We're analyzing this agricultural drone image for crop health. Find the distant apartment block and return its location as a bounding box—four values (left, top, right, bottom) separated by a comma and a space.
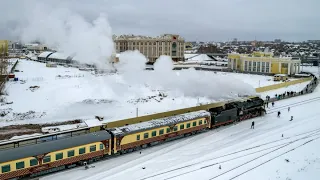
228, 52, 301, 75
113, 34, 185, 62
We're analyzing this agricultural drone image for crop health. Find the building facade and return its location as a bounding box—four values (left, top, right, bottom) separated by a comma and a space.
228, 52, 301, 75
113, 34, 185, 62
0, 40, 8, 56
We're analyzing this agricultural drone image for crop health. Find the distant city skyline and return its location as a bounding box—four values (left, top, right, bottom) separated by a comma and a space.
0, 0, 319, 42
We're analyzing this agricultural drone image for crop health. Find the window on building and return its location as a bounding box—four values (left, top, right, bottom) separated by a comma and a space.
244, 61, 248, 71
167, 128, 170, 133
266, 62, 270, 72
30, 159, 38, 166
173, 126, 178, 131
1, 165, 10, 173
43, 156, 51, 163
79, 147, 86, 155
186, 123, 191, 128
144, 133, 149, 139
16, 161, 25, 170
248, 61, 252, 71
152, 131, 157, 137
68, 150, 75, 157
257, 62, 261, 72
204, 119, 207, 124
137, 134, 140, 140
199, 120, 203, 125
253, 62, 257, 71
90, 145, 96, 152
133, 42, 135, 45
180, 124, 185, 130
159, 129, 164, 135
56, 153, 63, 160
261, 62, 265, 72
100, 144, 104, 150
193, 121, 197, 127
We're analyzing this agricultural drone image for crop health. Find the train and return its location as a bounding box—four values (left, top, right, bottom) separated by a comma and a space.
0, 96, 265, 180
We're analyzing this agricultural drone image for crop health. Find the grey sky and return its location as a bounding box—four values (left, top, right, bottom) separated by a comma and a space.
1, 0, 320, 42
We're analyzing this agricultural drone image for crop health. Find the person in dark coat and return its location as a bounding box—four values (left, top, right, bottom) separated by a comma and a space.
251, 121, 255, 129
277, 111, 281, 117
272, 102, 275, 107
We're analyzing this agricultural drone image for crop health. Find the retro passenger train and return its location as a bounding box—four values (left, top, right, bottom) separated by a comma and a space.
0, 96, 265, 180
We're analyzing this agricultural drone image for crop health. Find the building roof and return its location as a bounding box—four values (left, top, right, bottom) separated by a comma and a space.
184, 54, 214, 62
48, 52, 70, 60
109, 110, 210, 136
38, 51, 54, 58
0, 131, 111, 163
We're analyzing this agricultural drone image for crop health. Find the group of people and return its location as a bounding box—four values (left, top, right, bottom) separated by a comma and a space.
252, 74, 318, 130
251, 106, 293, 129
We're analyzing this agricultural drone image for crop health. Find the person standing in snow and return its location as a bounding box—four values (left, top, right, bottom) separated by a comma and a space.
277, 111, 281, 117
251, 121, 255, 129
290, 116, 293, 121
288, 107, 290, 112
272, 102, 275, 107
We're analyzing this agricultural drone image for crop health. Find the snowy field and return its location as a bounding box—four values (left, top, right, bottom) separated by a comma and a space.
43, 86, 320, 180
0, 58, 310, 128
0, 58, 257, 127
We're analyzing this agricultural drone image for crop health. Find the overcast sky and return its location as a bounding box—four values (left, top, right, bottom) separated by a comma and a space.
1, 0, 320, 42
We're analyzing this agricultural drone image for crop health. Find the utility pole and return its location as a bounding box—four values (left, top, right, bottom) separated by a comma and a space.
136, 107, 138, 117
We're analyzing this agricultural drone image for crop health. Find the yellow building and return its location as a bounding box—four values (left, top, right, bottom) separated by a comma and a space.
228, 52, 301, 75
0, 40, 9, 56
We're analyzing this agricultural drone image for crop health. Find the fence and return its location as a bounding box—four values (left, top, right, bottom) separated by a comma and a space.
265, 75, 318, 103
255, 77, 312, 93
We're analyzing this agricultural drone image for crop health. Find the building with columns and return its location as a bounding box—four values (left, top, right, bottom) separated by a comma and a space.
228, 52, 301, 75
113, 34, 185, 62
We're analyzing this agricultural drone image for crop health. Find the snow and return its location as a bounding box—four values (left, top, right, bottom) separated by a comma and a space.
43, 85, 320, 180
38, 51, 54, 58
41, 123, 87, 132
184, 53, 214, 62
258, 81, 310, 99
301, 66, 320, 77
111, 110, 210, 136
0, 58, 260, 127
9, 133, 43, 140
48, 52, 70, 60
84, 119, 103, 128
0, 58, 311, 128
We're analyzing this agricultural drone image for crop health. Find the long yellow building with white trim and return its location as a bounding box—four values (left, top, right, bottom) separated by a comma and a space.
228, 52, 301, 75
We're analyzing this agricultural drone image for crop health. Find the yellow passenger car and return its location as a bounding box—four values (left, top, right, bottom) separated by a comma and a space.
109, 110, 211, 154
0, 131, 112, 180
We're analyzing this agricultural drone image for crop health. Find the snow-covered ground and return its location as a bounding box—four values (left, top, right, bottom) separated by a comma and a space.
258, 81, 310, 100
0, 59, 310, 128
301, 65, 320, 77
43, 85, 320, 180
0, 59, 257, 127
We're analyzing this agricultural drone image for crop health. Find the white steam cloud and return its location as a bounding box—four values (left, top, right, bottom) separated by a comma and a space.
15, 2, 114, 69
116, 51, 256, 99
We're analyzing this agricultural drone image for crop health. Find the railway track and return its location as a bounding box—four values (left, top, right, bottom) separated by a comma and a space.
266, 96, 320, 114
139, 128, 320, 180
